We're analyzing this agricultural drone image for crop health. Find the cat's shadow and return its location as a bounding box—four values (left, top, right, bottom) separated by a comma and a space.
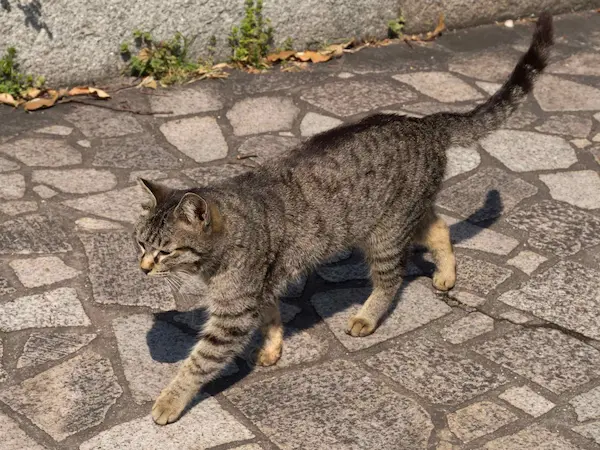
146, 189, 503, 413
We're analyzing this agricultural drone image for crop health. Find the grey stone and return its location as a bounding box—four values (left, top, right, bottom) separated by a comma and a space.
440, 312, 494, 344
17, 331, 97, 368
183, 164, 250, 186
312, 281, 451, 351
447, 401, 516, 442
64, 106, 142, 138
80, 232, 175, 309
0, 173, 25, 199
442, 214, 519, 255
230, 445, 264, 450
75, 217, 124, 231
9, 256, 80, 288
550, 52, 600, 77
499, 260, 600, 340
93, 134, 182, 169
0, 214, 72, 254
540, 170, 600, 210
507, 251, 547, 275
0, 277, 16, 296
226, 359, 433, 450
0, 412, 46, 450
33, 185, 58, 199
437, 167, 538, 222
0, 287, 90, 332
571, 138, 591, 149
504, 108, 539, 130
455, 255, 512, 296
449, 50, 518, 82
573, 422, 600, 445
505, 200, 600, 256
498, 386, 555, 417
474, 328, 600, 394
35, 125, 73, 136
366, 338, 507, 405
483, 424, 579, 449
301, 80, 417, 117
0, 339, 6, 383
113, 314, 196, 403
535, 114, 592, 138
0, 138, 81, 166
316, 260, 370, 283
0, 201, 38, 216
128, 170, 169, 182
476, 81, 501, 95
160, 116, 228, 162
591, 146, 600, 166
0, 156, 19, 172
0, 351, 122, 441
64, 186, 144, 223
32, 169, 117, 194
227, 97, 299, 136
77, 139, 91, 148
444, 145, 481, 181
480, 130, 576, 172
499, 309, 532, 324
150, 87, 223, 116
569, 386, 600, 422
534, 75, 600, 111
338, 72, 354, 79
393, 72, 483, 103
300, 112, 343, 137
80, 395, 253, 450
237, 135, 300, 162
453, 290, 486, 307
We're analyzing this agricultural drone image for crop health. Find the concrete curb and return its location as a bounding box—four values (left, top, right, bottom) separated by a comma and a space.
1, 0, 599, 85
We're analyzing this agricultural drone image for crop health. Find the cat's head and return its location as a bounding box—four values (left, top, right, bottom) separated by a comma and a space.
134, 178, 223, 277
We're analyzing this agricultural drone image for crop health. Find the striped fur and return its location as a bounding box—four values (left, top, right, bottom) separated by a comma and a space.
135, 13, 553, 425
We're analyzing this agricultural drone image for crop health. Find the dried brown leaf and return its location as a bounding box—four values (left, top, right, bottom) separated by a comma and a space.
68, 86, 91, 96
89, 87, 111, 99
138, 76, 157, 89
295, 51, 332, 63
23, 96, 57, 111
22, 88, 42, 100
0, 93, 19, 107
281, 61, 308, 72
266, 50, 295, 62
137, 47, 152, 63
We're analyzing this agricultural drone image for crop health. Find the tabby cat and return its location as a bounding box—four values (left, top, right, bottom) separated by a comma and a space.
135, 13, 553, 425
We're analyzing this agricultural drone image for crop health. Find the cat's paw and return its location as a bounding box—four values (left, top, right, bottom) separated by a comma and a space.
256, 346, 282, 366
432, 269, 456, 291
152, 388, 187, 425
346, 315, 376, 337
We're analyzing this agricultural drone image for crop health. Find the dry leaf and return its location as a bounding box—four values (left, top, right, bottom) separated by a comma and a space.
68, 86, 91, 96
295, 51, 332, 63
322, 39, 354, 57
137, 48, 152, 63
281, 61, 308, 72
89, 87, 110, 99
0, 93, 19, 107
266, 50, 295, 62
138, 76, 157, 89
23, 88, 42, 100
23, 97, 57, 111
212, 62, 233, 69
425, 13, 445, 40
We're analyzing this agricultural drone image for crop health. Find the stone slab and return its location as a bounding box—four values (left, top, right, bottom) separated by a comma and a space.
443, 214, 519, 255
569, 386, 600, 422
0, 138, 81, 167
455, 254, 513, 296
474, 328, 600, 394
0, 173, 25, 199
440, 312, 494, 344
0, 201, 39, 216
0, 351, 122, 441
311, 282, 451, 351
75, 217, 124, 231
64, 186, 144, 223
540, 170, 600, 210
573, 421, 600, 445
393, 72, 483, 103
483, 424, 579, 449
0, 412, 46, 450
9, 256, 80, 288
237, 135, 300, 162
32, 169, 117, 194
498, 385, 555, 417
505, 200, 600, 256
64, 106, 142, 138
80, 395, 253, 450
227, 97, 299, 136
226, 359, 433, 450
366, 338, 507, 405
448, 50, 517, 82
535, 114, 592, 138
35, 125, 73, 136
17, 331, 97, 368
444, 145, 481, 181
0, 287, 91, 332
0, 156, 19, 172
506, 251, 547, 275
300, 112, 343, 137
160, 116, 228, 162
500, 260, 600, 340
550, 52, 600, 77
80, 232, 175, 309
534, 75, 600, 112
150, 87, 223, 116
93, 134, 182, 169
447, 401, 516, 442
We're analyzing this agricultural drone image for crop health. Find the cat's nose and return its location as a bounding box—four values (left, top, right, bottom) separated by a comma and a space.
141, 267, 151, 275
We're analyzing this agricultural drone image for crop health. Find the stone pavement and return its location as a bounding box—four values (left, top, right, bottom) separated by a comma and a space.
1, 11, 600, 450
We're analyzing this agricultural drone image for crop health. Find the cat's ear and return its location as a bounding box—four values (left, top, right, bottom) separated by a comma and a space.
174, 193, 211, 227
137, 178, 171, 209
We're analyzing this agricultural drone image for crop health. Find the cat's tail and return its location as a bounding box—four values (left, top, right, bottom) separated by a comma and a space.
448, 12, 553, 146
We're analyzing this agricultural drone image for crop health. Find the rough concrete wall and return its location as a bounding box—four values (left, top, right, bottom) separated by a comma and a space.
0, 0, 598, 85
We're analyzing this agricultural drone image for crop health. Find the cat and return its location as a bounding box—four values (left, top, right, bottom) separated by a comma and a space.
134, 12, 553, 425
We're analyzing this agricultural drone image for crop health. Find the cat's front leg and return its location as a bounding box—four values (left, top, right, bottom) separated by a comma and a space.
152, 285, 261, 425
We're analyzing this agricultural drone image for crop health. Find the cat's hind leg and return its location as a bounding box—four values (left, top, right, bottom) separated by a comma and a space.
255, 302, 283, 366
414, 210, 456, 291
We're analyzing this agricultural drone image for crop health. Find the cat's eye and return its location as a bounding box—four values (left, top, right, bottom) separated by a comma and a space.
157, 250, 170, 256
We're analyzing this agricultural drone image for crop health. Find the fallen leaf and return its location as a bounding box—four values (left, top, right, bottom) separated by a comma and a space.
0, 93, 19, 107
266, 50, 295, 62
22, 88, 42, 100
68, 86, 91, 96
322, 39, 354, 57
138, 76, 157, 89
89, 87, 110, 99
281, 61, 308, 72
212, 62, 233, 69
296, 51, 332, 63
137, 47, 153, 63
425, 13, 445, 40
23, 97, 57, 111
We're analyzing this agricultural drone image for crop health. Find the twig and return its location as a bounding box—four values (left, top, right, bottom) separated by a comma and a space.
236, 154, 258, 160
57, 97, 171, 115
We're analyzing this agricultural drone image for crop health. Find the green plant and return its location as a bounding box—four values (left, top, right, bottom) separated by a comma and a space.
281, 37, 294, 51
229, 0, 274, 68
0, 47, 44, 97
120, 30, 198, 85
388, 13, 406, 39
